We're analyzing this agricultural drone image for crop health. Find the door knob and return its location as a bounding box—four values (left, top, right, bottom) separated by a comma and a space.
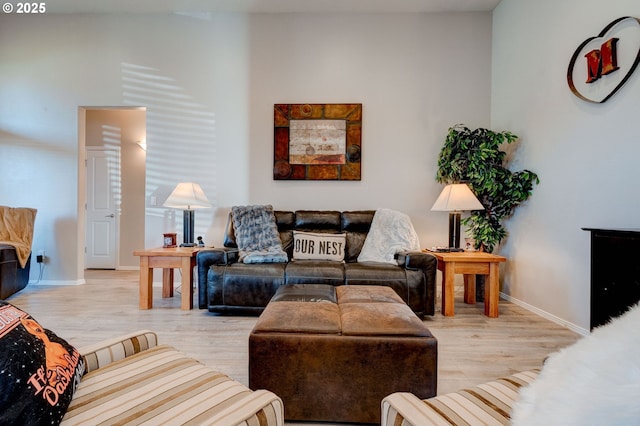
105, 214, 115, 218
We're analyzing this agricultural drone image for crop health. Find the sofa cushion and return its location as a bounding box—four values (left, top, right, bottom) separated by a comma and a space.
218, 263, 287, 306
294, 210, 341, 231
344, 262, 408, 285
62, 345, 283, 425
275, 210, 296, 257
0, 302, 84, 425
341, 210, 374, 262
285, 260, 345, 285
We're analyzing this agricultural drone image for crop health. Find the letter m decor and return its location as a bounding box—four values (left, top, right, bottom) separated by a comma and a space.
567, 16, 640, 103
584, 38, 619, 83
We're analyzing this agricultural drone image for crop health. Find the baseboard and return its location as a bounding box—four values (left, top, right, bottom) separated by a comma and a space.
117, 265, 139, 271
29, 278, 172, 288
501, 292, 589, 336
30, 279, 86, 286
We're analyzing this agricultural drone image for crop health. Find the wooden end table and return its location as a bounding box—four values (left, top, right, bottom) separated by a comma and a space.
133, 247, 202, 310
426, 250, 506, 318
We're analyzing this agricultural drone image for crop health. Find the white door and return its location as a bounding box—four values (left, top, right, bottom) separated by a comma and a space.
85, 148, 118, 269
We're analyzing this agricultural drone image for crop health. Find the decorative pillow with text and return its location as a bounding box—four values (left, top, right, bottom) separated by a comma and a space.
0, 301, 85, 425
293, 231, 346, 261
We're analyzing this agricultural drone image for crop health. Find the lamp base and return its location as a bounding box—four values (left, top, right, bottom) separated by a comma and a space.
448, 211, 462, 249
183, 209, 195, 246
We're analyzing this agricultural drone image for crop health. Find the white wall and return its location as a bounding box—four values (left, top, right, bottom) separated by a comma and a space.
246, 12, 492, 240
492, 0, 640, 332
0, 12, 492, 284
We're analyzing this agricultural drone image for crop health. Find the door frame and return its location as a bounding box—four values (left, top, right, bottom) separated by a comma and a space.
85, 146, 120, 269
78, 106, 146, 278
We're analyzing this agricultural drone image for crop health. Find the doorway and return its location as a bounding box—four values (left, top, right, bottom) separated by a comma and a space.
78, 107, 146, 271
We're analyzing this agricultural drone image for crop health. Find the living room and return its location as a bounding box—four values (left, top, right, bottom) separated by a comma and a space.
5, 0, 639, 333
3, 0, 638, 334
1, 0, 639, 422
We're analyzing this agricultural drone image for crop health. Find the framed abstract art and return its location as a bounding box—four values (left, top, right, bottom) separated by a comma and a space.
273, 103, 362, 180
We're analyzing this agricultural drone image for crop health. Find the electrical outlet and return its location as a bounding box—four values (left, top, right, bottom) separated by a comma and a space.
37, 250, 45, 264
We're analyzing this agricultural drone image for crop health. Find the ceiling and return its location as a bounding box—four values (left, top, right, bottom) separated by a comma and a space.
45, 0, 502, 14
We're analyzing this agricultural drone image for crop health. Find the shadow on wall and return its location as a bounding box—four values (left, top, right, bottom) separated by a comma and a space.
54, 217, 81, 282
121, 62, 217, 243
100, 125, 123, 212
0, 131, 75, 154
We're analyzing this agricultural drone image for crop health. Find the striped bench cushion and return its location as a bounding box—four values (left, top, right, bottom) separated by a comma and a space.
382, 370, 539, 426
62, 344, 283, 426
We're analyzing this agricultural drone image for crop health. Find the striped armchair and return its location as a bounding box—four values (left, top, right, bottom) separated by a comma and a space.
61, 330, 284, 425
381, 370, 539, 426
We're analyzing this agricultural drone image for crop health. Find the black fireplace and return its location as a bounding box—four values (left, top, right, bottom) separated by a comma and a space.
583, 228, 640, 330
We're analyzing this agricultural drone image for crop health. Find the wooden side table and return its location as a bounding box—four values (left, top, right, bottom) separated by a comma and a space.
426, 250, 506, 318
133, 247, 202, 310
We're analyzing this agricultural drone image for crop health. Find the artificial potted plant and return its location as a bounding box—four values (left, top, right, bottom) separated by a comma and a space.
436, 124, 539, 253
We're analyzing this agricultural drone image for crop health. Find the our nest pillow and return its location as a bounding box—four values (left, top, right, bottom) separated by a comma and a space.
0, 301, 85, 424
293, 231, 346, 261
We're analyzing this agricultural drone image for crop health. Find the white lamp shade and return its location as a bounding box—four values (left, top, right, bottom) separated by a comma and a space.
431, 183, 484, 212
163, 182, 211, 209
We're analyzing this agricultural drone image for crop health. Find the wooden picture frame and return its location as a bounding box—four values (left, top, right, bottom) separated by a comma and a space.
163, 233, 177, 248
273, 103, 362, 180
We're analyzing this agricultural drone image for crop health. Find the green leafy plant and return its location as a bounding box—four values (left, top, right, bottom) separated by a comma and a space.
436, 125, 539, 253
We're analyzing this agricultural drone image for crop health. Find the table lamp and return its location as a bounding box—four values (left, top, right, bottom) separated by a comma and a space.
431, 183, 484, 250
163, 182, 211, 247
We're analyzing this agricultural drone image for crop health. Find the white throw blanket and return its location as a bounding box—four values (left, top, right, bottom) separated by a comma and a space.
357, 208, 421, 264
511, 302, 640, 426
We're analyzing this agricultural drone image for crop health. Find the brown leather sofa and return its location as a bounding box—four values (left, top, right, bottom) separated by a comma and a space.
197, 210, 437, 316
0, 245, 31, 300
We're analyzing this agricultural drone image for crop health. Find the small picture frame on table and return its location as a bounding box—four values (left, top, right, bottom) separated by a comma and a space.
163, 233, 177, 248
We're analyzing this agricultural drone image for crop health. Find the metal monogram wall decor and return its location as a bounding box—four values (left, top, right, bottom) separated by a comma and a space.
273, 104, 362, 180
568, 16, 640, 103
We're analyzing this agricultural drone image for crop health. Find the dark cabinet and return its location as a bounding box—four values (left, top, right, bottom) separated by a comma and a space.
583, 228, 640, 329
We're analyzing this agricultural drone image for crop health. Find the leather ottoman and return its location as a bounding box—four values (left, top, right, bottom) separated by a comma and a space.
248, 284, 437, 423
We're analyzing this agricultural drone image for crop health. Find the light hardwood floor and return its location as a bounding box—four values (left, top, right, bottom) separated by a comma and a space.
10, 270, 580, 425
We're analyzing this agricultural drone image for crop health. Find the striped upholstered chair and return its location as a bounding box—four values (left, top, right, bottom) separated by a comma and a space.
61, 330, 283, 425
381, 370, 539, 426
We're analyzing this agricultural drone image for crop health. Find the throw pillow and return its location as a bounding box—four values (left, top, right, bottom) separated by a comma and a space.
0, 301, 85, 425
231, 205, 288, 263
293, 231, 346, 261
511, 303, 640, 425
357, 208, 420, 264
